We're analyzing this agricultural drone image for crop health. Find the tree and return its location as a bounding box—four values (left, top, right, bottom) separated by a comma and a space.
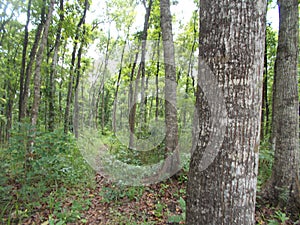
19, 0, 46, 121
48, 0, 64, 131
64, 0, 89, 133
186, 1, 266, 224
160, 0, 179, 175
31, 0, 55, 127
262, 0, 300, 216
128, 0, 153, 148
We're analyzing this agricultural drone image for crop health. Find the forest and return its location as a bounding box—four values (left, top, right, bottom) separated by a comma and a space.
0, 0, 299, 224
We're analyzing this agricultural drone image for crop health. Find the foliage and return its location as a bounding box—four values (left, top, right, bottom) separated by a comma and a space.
168, 197, 186, 223
257, 137, 274, 191
0, 124, 95, 224
100, 185, 144, 203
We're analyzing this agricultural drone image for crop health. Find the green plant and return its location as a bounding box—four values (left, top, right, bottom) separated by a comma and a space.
154, 201, 166, 218
168, 197, 186, 223
267, 210, 289, 225
159, 183, 169, 195
0, 125, 95, 224
257, 138, 274, 190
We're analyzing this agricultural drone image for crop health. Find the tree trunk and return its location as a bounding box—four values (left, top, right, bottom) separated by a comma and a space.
261, 34, 268, 140
74, 42, 84, 139
20, 1, 46, 120
19, 0, 31, 121
48, 0, 64, 131
155, 33, 161, 121
160, 0, 179, 175
128, 49, 140, 149
31, 0, 55, 127
263, 0, 300, 216
64, 0, 88, 133
186, 1, 266, 224
139, 0, 153, 131
112, 35, 128, 132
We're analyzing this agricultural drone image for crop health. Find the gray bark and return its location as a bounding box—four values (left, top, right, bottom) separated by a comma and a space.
186, 1, 266, 224
160, 0, 179, 175
263, 0, 300, 216
31, 0, 55, 127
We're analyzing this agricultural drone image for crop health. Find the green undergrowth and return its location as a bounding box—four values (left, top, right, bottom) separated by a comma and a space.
0, 124, 95, 224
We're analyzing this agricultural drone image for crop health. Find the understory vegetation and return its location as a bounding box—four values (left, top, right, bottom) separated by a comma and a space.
1, 128, 299, 224
0, 0, 299, 223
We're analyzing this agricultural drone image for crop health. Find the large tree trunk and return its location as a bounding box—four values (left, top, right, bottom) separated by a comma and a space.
186, 1, 266, 224
160, 0, 179, 175
263, 0, 300, 216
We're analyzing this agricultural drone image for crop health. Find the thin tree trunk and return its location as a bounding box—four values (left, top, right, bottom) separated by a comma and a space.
31, 0, 55, 127
112, 35, 128, 132
129, 62, 142, 149
155, 33, 161, 121
19, 0, 31, 121
160, 0, 179, 175
139, 0, 153, 131
74, 42, 84, 139
64, 0, 88, 133
128, 49, 140, 148
59, 40, 67, 125
20, 1, 46, 120
48, 0, 64, 131
186, 0, 266, 224
73, 2, 88, 138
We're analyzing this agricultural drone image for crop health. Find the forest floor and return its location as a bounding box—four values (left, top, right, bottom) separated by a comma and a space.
19, 172, 299, 225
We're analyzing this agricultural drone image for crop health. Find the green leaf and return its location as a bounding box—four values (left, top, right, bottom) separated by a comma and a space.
0, 98, 6, 104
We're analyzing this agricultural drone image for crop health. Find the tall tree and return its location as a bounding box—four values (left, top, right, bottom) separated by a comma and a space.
160, 0, 179, 175
31, 0, 55, 127
18, 0, 31, 122
19, 0, 46, 121
263, 0, 300, 216
64, 0, 89, 133
186, 0, 266, 224
139, 0, 153, 129
48, 0, 64, 131
128, 0, 153, 148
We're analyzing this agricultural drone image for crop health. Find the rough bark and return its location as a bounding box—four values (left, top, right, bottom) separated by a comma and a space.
160, 0, 179, 175
262, 0, 300, 216
186, 1, 266, 224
